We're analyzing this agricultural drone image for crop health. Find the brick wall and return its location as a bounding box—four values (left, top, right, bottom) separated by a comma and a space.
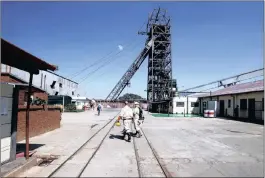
18, 90, 25, 105
1, 75, 9, 82
1, 74, 25, 83
17, 106, 61, 142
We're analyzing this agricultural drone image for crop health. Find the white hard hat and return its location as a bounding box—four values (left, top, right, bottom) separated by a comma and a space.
125, 101, 128, 104
134, 102, 139, 105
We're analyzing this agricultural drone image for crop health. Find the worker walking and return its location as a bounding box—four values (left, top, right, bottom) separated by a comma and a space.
118, 101, 133, 142
133, 102, 143, 138
97, 103, 102, 116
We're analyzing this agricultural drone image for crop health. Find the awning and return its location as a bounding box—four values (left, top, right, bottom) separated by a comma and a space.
1, 38, 57, 74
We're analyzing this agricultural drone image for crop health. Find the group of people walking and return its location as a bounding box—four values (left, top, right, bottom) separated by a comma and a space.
117, 101, 144, 142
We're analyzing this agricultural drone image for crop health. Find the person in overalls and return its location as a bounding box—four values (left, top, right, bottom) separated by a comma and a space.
118, 101, 133, 142
133, 102, 143, 138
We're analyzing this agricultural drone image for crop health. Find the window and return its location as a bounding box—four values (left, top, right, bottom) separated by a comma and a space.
228, 99, 231, 108
203, 102, 207, 108
50, 81, 56, 89
72, 91, 74, 96
191, 102, 199, 107
44, 75, 46, 90
176, 102, 184, 107
240, 99, 247, 110
59, 83, 62, 88
169, 102, 172, 106
40, 74, 43, 88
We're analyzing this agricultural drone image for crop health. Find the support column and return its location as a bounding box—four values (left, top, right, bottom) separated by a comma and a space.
25, 73, 33, 160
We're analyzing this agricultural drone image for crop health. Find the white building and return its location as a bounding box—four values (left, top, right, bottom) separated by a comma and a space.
71, 96, 90, 110
197, 80, 264, 121
169, 96, 200, 115
168, 80, 264, 123
1, 64, 78, 97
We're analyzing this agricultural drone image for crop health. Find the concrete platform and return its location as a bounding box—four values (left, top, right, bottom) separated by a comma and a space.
80, 123, 139, 177
141, 114, 264, 177
17, 109, 264, 177
17, 109, 120, 177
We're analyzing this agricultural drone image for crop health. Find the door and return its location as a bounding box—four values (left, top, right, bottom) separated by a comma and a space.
219, 100, 225, 117
1, 84, 14, 164
202, 101, 207, 115
248, 98, 255, 120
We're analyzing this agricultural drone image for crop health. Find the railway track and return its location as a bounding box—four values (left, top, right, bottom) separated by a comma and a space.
132, 128, 173, 178
47, 114, 119, 177
36, 114, 171, 178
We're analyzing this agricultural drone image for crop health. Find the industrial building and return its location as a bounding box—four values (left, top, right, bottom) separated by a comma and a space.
169, 80, 264, 123
1, 64, 78, 97
197, 80, 264, 121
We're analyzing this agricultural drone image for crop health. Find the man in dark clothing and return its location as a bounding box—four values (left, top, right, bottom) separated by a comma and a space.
234, 105, 239, 118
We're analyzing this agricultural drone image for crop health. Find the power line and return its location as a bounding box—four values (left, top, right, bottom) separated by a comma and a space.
68, 50, 115, 79
78, 39, 143, 85
82, 40, 143, 86
199, 76, 264, 93
67, 21, 147, 80
78, 42, 140, 85
69, 38, 141, 80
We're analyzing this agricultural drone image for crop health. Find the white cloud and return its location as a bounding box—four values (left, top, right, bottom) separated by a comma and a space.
118, 45, 123, 51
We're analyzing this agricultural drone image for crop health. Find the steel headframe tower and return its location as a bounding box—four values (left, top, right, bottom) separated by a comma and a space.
139, 8, 176, 102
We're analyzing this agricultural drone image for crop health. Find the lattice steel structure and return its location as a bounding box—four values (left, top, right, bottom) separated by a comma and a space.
139, 8, 176, 102
106, 8, 176, 107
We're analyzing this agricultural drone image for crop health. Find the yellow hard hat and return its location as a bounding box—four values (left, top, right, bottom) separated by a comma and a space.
115, 121, 121, 126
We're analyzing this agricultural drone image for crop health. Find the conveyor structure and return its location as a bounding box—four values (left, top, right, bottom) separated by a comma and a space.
105, 39, 154, 101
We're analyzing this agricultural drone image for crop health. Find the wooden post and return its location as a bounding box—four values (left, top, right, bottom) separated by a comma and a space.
25, 73, 33, 160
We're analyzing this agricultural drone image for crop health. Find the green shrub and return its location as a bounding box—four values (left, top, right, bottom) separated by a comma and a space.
33, 97, 46, 106
65, 104, 77, 111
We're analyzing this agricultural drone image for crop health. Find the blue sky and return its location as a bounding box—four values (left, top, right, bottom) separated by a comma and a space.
1, 1, 264, 99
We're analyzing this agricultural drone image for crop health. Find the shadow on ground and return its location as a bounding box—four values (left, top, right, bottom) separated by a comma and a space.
16, 143, 45, 154
220, 117, 264, 125
109, 134, 124, 140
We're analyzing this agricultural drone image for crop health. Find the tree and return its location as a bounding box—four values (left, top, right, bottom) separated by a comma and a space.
118, 93, 143, 101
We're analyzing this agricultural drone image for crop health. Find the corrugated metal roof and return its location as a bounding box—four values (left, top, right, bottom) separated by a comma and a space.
2, 39, 57, 74
197, 80, 264, 98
